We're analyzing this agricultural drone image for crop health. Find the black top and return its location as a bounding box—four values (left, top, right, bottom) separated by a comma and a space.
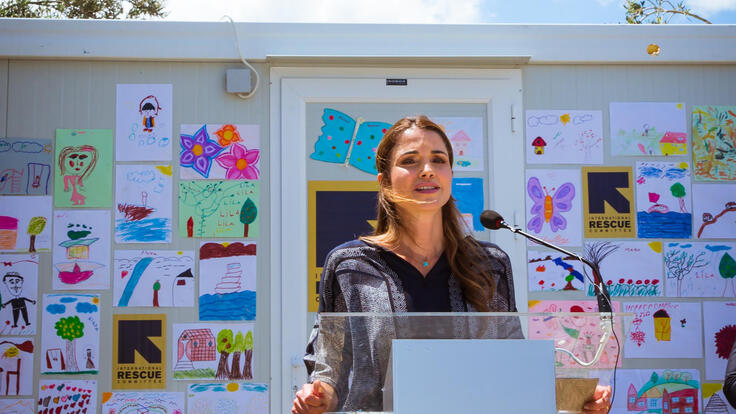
378, 248, 451, 312
726, 340, 736, 409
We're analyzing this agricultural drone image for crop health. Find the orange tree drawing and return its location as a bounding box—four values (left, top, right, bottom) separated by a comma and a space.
239, 198, 257, 237
54, 315, 84, 372
215, 328, 233, 380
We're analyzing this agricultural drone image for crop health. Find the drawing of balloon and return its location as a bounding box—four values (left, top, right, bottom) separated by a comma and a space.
653, 309, 671, 341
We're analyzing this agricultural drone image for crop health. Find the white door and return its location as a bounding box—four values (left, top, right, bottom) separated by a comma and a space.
269, 67, 526, 412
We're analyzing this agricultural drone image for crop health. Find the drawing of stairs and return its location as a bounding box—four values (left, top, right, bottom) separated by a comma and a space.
214, 262, 242, 294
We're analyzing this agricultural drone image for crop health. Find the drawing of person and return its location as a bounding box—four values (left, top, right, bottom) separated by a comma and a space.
58, 145, 98, 206
139, 95, 161, 133
1, 272, 35, 328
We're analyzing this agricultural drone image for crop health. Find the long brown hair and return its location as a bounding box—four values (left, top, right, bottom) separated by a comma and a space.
361, 115, 495, 311
58, 145, 98, 185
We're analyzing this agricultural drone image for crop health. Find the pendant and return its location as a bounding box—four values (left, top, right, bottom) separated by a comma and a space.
422, 260, 429, 267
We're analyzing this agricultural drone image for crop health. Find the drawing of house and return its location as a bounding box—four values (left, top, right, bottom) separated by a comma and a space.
662, 388, 698, 414
59, 237, 98, 259
659, 132, 687, 155
450, 130, 471, 156
627, 377, 699, 414
176, 329, 216, 365
532, 136, 547, 154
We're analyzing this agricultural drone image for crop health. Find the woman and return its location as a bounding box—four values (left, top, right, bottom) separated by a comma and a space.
293, 115, 611, 414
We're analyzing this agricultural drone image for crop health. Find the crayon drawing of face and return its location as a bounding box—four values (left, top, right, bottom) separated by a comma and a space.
59, 145, 98, 181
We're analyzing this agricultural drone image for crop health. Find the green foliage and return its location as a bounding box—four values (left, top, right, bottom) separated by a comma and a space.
54, 315, 84, 341
670, 182, 686, 198
244, 330, 253, 350
233, 331, 245, 353
719, 253, 736, 279
650, 371, 659, 384
239, 198, 257, 225
0, 0, 167, 19
624, 0, 711, 24
26, 216, 47, 235
217, 329, 233, 353
153, 280, 161, 291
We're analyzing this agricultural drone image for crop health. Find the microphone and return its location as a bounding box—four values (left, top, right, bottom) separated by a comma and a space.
481, 209, 616, 368
480, 210, 612, 313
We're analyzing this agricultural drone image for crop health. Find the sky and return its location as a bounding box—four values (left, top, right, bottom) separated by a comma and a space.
162, 0, 736, 24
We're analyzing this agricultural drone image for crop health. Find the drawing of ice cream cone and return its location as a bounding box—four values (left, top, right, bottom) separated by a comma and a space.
653, 309, 671, 341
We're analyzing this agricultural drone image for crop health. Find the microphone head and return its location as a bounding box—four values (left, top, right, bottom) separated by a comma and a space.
480, 210, 506, 230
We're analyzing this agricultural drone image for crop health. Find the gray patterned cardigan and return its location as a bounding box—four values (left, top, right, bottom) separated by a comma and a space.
304, 239, 523, 411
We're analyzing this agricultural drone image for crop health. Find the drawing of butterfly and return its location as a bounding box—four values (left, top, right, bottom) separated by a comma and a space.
310, 108, 392, 175
527, 177, 575, 233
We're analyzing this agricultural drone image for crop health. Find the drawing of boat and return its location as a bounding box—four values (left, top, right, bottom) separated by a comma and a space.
117, 192, 154, 221
214, 262, 242, 294
647, 192, 669, 214
55, 261, 104, 284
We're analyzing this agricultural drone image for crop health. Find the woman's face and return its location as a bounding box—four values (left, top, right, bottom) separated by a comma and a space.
380, 126, 453, 215
66, 150, 92, 175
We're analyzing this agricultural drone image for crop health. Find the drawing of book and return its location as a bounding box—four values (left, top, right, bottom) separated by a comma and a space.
310, 108, 391, 175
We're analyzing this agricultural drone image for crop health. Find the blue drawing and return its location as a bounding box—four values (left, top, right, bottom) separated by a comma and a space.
118, 257, 153, 306
452, 177, 484, 231
310, 108, 391, 175
636, 162, 692, 239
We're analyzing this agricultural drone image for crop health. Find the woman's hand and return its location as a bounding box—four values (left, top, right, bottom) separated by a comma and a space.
292, 380, 337, 414
582, 385, 612, 414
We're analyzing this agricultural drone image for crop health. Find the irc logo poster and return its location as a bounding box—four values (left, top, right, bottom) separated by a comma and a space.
307, 181, 378, 312
113, 314, 166, 389
582, 166, 636, 238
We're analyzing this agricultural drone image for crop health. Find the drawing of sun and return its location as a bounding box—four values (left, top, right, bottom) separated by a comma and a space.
226, 383, 240, 392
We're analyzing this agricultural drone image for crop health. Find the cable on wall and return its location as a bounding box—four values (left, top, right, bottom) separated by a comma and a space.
221, 15, 261, 100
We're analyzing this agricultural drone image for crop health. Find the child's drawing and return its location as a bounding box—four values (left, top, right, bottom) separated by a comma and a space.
0, 255, 38, 335
624, 302, 702, 359
310, 108, 392, 175
585, 241, 664, 297
116, 84, 173, 161
0, 338, 34, 396
693, 105, 736, 181
0, 399, 33, 414
703, 383, 736, 414
610, 102, 688, 156
199, 242, 256, 320
528, 300, 622, 368
115, 164, 172, 243
187, 383, 268, 414
452, 177, 484, 232
102, 391, 185, 414
526, 110, 603, 164
0, 138, 52, 195
664, 242, 736, 297
635, 161, 692, 239
527, 250, 586, 292
55, 129, 113, 208
52, 210, 110, 290
609, 369, 700, 414
114, 250, 195, 307
41, 294, 100, 375
693, 184, 736, 239
172, 323, 254, 380
525, 169, 582, 247
0, 196, 51, 253
38, 380, 96, 414
435, 117, 484, 171
703, 301, 736, 380
180, 124, 260, 179
179, 181, 259, 238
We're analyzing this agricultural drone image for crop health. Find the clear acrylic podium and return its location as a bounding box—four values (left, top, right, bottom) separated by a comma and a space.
310, 312, 629, 414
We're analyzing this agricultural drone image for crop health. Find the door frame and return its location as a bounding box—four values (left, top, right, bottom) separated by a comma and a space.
269, 66, 526, 412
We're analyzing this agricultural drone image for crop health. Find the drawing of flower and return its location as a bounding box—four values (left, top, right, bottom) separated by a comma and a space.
215, 124, 242, 147
215, 143, 260, 180
180, 126, 224, 178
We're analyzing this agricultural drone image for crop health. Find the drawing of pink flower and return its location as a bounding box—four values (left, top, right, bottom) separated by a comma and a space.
215, 143, 260, 180
180, 126, 224, 178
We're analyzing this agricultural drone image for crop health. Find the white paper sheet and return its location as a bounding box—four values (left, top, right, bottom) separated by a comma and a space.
0, 337, 34, 395
665, 242, 736, 297
635, 161, 692, 239
172, 323, 255, 380
586, 240, 664, 297
198, 241, 256, 320
116, 84, 173, 161
38, 379, 97, 414
102, 391, 185, 413
610, 102, 688, 156
526, 110, 603, 164
0, 195, 52, 253
703, 301, 736, 380
114, 250, 195, 307
624, 301, 703, 358
41, 294, 100, 375
187, 383, 268, 414
525, 169, 582, 247
52, 210, 110, 290
693, 184, 736, 239
434, 117, 484, 171
527, 249, 587, 292
180, 124, 260, 179
115, 164, 172, 243
608, 369, 700, 414
0, 254, 38, 335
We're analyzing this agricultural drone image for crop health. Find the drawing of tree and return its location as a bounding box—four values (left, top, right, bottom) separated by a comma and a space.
179, 181, 236, 237
664, 248, 707, 296
54, 315, 84, 372
239, 198, 257, 237
719, 252, 736, 297
243, 330, 253, 380
152, 279, 161, 307
26, 216, 46, 252
229, 331, 244, 380
669, 183, 687, 213
215, 329, 233, 380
